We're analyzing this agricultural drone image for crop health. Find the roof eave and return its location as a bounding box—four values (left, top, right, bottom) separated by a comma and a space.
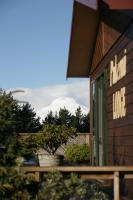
67, 0, 99, 78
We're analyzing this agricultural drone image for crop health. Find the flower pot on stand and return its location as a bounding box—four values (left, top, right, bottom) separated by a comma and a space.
32, 124, 76, 166
38, 154, 63, 166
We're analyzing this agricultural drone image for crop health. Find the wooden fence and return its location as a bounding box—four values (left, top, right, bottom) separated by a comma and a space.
21, 166, 133, 200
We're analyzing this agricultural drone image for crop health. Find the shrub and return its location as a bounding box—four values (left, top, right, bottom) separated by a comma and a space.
0, 167, 37, 200
37, 171, 87, 200
37, 171, 109, 200
65, 144, 90, 163
0, 169, 109, 199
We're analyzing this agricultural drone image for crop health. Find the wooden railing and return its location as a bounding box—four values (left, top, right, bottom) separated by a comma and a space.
21, 166, 133, 200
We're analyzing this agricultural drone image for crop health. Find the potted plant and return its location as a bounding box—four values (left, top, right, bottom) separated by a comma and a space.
64, 144, 90, 165
32, 124, 76, 166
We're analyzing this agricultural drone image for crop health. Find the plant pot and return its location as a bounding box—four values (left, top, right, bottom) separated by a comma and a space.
23, 156, 39, 166
38, 154, 63, 167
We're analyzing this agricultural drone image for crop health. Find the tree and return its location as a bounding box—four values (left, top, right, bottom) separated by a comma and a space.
14, 103, 41, 133
71, 106, 84, 132
0, 89, 17, 145
43, 108, 72, 127
33, 124, 76, 155
43, 107, 90, 133
71, 107, 90, 133
57, 107, 72, 127
82, 113, 90, 133
43, 111, 57, 125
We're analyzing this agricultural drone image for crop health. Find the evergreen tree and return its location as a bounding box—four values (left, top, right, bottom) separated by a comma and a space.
14, 103, 41, 133
0, 89, 17, 145
71, 107, 90, 133
57, 107, 72, 127
43, 107, 90, 133
71, 106, 83, 132
82, 113, 90, 133
43, 111, 57, 125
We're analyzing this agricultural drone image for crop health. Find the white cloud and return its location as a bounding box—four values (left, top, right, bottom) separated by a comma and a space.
10, 80, 90, 119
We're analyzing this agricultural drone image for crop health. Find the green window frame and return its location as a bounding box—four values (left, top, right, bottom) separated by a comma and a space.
91, 71, 108, 166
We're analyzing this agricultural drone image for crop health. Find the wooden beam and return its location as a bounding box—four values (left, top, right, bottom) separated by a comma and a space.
124, 174, 133, 179
80, 174, 114, 180
21, 166, 133, 173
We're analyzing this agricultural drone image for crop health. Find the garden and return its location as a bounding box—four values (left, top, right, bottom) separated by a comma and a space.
0, 89, 110, 199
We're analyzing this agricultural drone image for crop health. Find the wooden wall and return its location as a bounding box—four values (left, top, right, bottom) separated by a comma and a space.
91, 3, 133, 73
91, 20, 133, 166
91, 21, 121, 71
90, 19, 133, 199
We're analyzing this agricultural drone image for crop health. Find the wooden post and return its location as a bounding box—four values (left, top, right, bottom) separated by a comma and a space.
35, 172, 40, 182
114, 171, 120, 200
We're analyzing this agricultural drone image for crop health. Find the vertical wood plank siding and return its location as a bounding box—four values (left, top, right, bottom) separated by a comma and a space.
91, 30, 133, 166
91, 21, 133, 166
91, 22, 121, 71
90, 20, 133, 198
91, 23, 104, 70
91, 5, 133, 73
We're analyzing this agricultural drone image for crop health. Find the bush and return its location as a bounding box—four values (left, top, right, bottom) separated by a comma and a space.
37, 171, 109, 200
0, 167, 37, 200
0, 169, 109, 199
65, 144, 90, 163
37, 171, 87, 200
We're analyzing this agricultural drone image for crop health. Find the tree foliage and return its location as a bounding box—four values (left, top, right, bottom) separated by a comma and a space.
0, 90, 41, 168
14, 103, 41, 133
0, 90, 42, 146
57, 108, 72, 126
0, 167, 36, 200
37, 171, 109, 200
0, 89, 17, 145
43, 107, 90, 133
32, 124, 76, 155
38, 171, 87, 200
44, 111, 58, 125
0, 169, 109, 200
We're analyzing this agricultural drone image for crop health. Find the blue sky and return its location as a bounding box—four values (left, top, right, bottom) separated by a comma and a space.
0, 0, 89, 115
0, 0, 79, 89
